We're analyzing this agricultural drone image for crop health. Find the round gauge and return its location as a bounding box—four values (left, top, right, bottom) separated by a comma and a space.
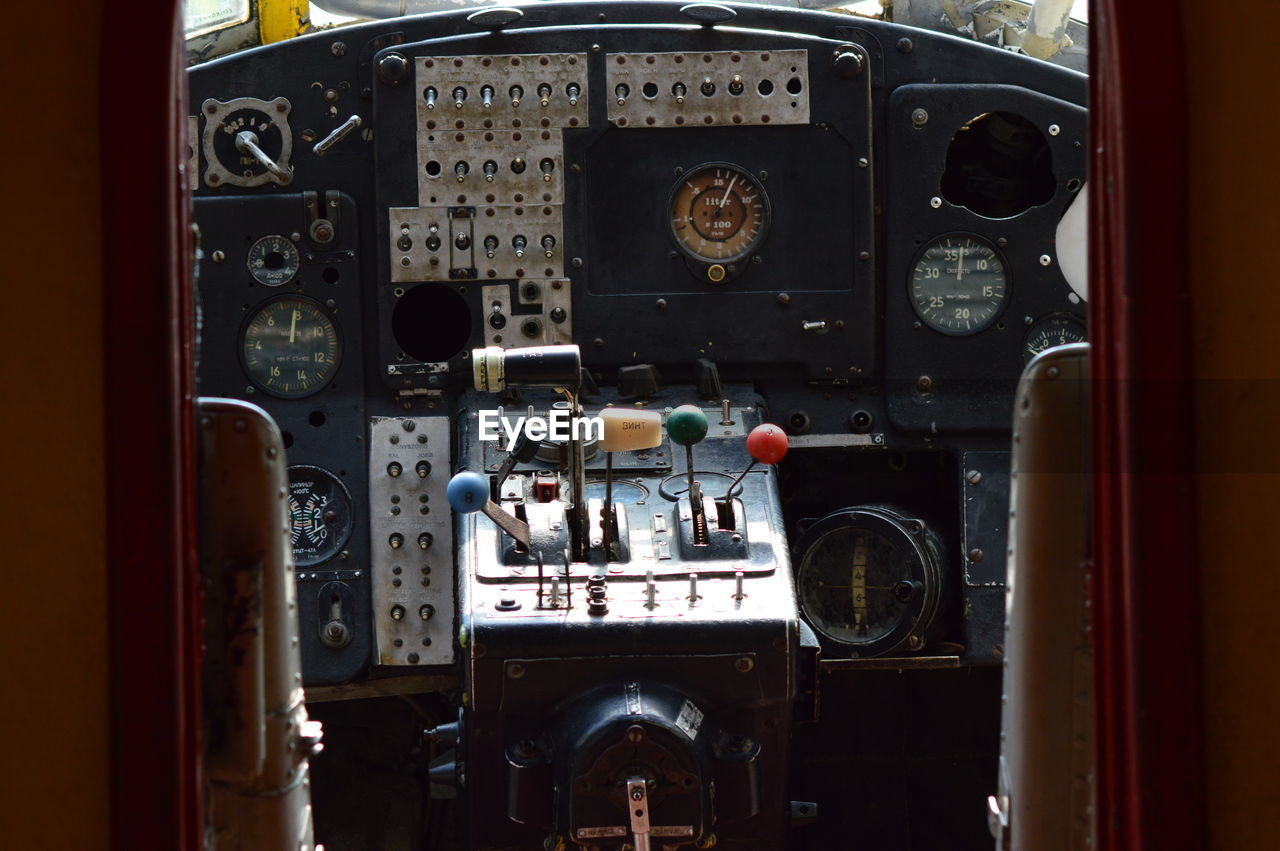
287, 466, 354, 566
668, 163, 771, 265
910, 234, 1008, 335
247, 235, 300, 287
1023, 313, 1086, 363
240, 296, 341, 398
795, 507, 943, 658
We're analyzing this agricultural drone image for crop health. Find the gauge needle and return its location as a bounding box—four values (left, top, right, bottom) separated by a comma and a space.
289, 308, 297, 344
956, 244, 965, 281
712, 175, 739, 223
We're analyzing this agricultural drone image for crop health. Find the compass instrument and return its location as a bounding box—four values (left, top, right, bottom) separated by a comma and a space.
910, 234, 1008, 335
239, 295, 340, 398
796, 506, 944, 658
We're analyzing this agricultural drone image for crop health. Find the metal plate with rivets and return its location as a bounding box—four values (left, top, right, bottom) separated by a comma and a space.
389, 205, 564, 282
606, 50, 811, 128
369, 416, 455, 666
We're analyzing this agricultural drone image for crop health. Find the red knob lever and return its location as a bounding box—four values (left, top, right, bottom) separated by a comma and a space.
746, 424, 789, 465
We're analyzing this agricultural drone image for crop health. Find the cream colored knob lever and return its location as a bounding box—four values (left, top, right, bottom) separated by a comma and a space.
598, 408, 663, 452
598, 408, 662, 561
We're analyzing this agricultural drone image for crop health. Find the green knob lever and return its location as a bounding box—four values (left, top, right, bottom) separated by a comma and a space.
666, 405, 708, 446
667, 405, 709, 511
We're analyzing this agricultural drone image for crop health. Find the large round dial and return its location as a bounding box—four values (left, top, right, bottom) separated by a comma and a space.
1023, 313, 1086, 363
247, 234, 300, 287
287, 466, 354, 566
910, 234, 1008, 335
668, 163, 770, 265
796, 507, 943, 658
240, 296, 341, 398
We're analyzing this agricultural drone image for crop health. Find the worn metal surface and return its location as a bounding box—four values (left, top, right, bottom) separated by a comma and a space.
415, 53, 590, 133
201, 97, 294, 188
389, 203, 565, 281
368, 416, 456, 665
606, 50, 812, 128
414, 129, 566, 207
198, 397, 318, 851
995, 344, 1091, 850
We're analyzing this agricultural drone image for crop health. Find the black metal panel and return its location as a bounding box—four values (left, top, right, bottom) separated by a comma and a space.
884, 84, 1087, 433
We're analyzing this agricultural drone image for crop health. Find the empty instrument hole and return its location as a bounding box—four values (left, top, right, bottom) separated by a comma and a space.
321, 267, 339, 284
642, 81, 658, 99
309, 411, 326, 427
281, 430, 294, 449
392, 283, 472, 362
786, 77, 803, 95
941, 111, 1055, 218
758, 79, 774, 96
425, 160, 442, 177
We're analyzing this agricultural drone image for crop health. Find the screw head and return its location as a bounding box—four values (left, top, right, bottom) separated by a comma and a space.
911, 107, 929, 127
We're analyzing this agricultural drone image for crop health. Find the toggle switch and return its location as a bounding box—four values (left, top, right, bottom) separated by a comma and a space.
447, 471, 531, 548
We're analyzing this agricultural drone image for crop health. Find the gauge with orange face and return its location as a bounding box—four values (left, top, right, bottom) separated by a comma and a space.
668, 163, 770, 266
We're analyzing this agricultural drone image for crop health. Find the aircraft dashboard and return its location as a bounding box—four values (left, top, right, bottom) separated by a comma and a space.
189, 3, 1085, 846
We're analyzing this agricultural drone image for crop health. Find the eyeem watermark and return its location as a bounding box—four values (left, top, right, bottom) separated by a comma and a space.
478, 409, 604, 451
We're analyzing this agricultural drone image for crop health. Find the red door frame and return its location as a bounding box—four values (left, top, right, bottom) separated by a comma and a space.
1090, 2, 1206, 848
101, 2, 201, 848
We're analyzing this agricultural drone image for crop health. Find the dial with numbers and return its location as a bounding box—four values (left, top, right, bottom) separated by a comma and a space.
247, 234, 300, 287
287, 466, 354, 566
910, 235, 1008, 335
1023, 313, 1086, 363
668, 163, 771, 265
240, 296, 341, 398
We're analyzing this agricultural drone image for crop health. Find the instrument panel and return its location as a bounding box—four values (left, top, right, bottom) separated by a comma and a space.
189, 4, 1085, 846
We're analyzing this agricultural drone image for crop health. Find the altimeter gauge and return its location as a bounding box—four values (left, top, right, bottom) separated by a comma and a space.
239, 296, 341, 398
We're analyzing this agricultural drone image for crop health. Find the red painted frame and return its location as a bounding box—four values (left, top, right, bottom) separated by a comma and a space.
1090, 2, 1205, 848
101, 2, 201, 848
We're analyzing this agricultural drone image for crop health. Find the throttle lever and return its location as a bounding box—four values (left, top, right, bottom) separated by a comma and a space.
447, 471, 531, 549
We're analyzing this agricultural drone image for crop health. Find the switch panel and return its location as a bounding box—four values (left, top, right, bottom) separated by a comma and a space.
606, 50, 811, 128
369, 416, 454, 666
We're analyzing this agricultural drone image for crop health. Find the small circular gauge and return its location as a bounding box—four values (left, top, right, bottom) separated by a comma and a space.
287, 466, 354, 566
795, 507, 943, 658
1023, 313, 1086, 363
240, 296, 341, 399
910, 234, 1009, 335
668, 163, 771, 265
247, 235, 300, 287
